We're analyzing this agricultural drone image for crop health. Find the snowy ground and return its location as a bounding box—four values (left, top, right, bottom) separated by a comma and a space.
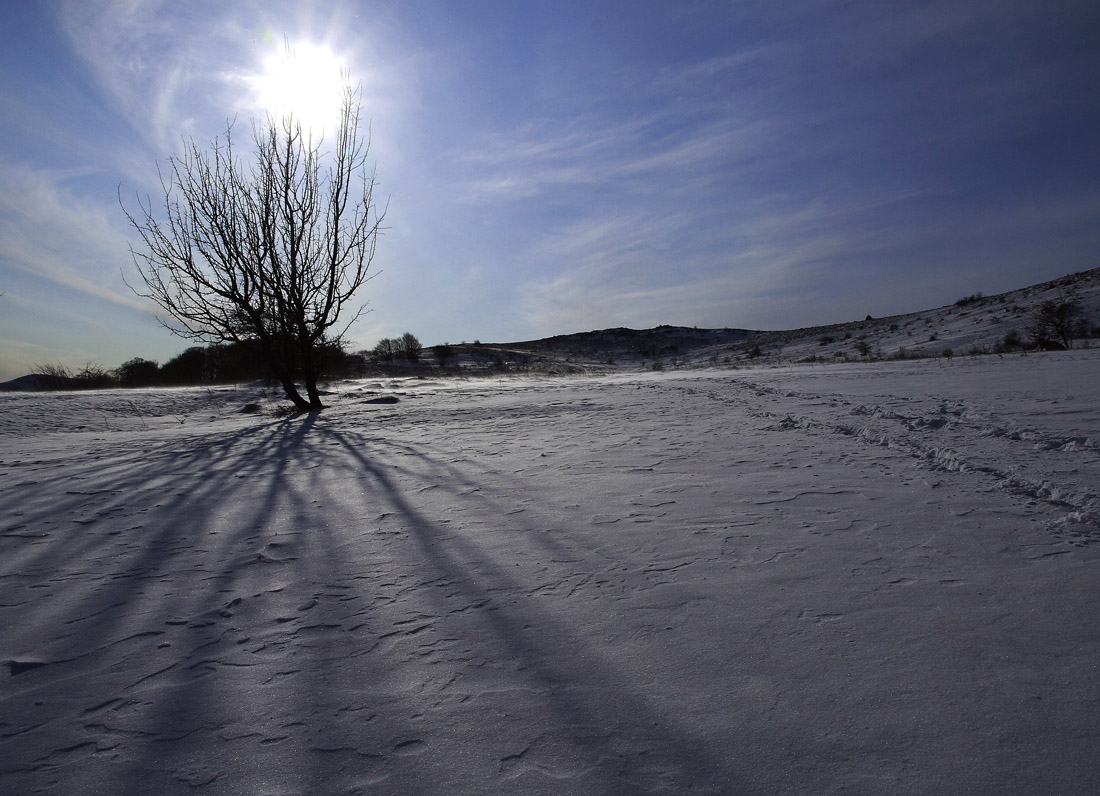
2, 351, 1099, 795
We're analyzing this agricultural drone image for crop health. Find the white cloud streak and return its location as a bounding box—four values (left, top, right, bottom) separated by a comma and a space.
2, 0, 1094, 363
437, 1, 1099, 337
0, 161, 149, 313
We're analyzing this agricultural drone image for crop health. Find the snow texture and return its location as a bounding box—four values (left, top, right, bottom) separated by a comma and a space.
2, 352, 1099, 794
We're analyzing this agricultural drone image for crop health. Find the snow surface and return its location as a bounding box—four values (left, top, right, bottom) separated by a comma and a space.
2, 352, 1099, 795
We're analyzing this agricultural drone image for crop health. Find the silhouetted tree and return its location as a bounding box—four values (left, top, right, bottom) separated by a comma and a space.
372, 333, 422, 364
399, 332, 422, 362
373, 338, 397, 362
1028, 292, 1086, 350
160, 346, 210, 385
115, 357, 160, 387
123, 85, 385, 411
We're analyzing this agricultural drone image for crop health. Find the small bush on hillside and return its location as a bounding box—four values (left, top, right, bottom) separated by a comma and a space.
996, 329, 1023, 353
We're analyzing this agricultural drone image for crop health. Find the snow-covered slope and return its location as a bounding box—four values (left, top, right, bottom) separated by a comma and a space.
736, 266, 1100, 365
475, 266, 1099, 371
2, 351, 1098, 794
3, 268, 1096, 386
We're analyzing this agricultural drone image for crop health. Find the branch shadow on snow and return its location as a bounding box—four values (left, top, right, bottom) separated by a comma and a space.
0, 412, 747, 794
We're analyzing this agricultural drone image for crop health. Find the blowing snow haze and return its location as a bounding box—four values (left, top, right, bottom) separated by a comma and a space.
1, 1, 1099, 379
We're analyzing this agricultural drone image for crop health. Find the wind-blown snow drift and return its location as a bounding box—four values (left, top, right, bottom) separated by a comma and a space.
2, 351, 1098, 794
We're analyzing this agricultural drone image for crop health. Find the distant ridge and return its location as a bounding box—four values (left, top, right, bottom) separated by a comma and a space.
484, 266, 1100, 370
3, 267, 1098, 388
0, 374, 79, 392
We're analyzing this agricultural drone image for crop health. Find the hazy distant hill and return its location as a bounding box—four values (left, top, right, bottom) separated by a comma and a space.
0, 373, 80, 392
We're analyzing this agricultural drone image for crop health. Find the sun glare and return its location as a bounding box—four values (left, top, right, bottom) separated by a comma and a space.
249, 40, 347, 135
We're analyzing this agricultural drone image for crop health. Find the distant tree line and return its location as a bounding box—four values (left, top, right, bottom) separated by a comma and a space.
31, 333, 428, 392
34, 339, 363, 391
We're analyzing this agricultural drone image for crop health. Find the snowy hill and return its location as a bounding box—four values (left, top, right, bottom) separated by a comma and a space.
456, 266, 1100, 372
732, 265, 1100, 366
0, 373, 80, 392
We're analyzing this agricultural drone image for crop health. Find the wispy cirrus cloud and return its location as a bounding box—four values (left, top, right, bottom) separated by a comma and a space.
452, 57, 779, 206
440, 0, 1099, 339
1, 0, 1095, 373
513, 173, 1100, 336
0, 161, 148, 313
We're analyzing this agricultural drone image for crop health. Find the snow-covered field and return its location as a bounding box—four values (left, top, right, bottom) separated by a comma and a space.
2, 351, 1099, 795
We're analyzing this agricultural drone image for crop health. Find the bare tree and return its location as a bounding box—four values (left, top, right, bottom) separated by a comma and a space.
372, 337, 397, 362
32, 362, 73, 390
1028, 290, 1086, 351
372, 332, 422, 364
399, 332, 423, 362
123, 85, 385, 410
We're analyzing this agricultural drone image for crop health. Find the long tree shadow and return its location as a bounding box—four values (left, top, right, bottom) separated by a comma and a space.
310, 422, 747, 793
1, 409, 749, 794
1, 415, 351, 791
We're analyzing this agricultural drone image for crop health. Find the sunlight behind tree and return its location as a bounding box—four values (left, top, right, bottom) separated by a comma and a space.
123, 84, 385, 411
247, 39, 348, 135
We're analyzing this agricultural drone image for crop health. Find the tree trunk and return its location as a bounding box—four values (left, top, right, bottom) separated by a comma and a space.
304, 379, 324, 410
300, 339, 325, 410
278, 374, 313, 412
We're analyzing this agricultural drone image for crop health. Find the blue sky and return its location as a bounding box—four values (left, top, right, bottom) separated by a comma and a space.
1, 0, 1098, 379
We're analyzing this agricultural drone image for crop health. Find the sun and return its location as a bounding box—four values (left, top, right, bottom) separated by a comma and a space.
248, 40, 348, 135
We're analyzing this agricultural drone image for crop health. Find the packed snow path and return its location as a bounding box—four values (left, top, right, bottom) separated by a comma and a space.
2, 352, 1099, 794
